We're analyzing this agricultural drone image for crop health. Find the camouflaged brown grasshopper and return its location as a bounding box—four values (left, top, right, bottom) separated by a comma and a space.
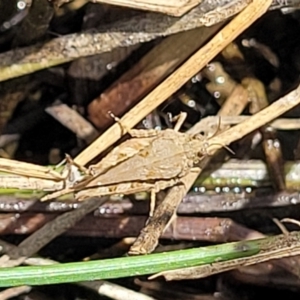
0, 110, 228, 218
38, 112, 211, 216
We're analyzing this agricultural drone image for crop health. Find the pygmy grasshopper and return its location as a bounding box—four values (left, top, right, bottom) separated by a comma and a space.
42, 112, 210, 215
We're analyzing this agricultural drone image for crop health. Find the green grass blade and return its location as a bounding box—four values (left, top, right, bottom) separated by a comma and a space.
0, 238, 263, 287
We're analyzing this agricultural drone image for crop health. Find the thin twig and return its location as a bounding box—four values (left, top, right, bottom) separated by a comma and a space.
45, 101, 99, 144
0, 286, 31, 300
7, 197, 108, 261
0, 214, 258, 242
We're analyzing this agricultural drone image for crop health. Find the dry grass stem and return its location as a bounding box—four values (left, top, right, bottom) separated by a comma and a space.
206, 85, 300, 153
190, 116, 300, 135
151, 231, 300, 281
90, 0, 202, 16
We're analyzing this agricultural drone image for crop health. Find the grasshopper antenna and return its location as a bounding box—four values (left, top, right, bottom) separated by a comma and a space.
205, 143, 235, 155
108, 111, 128, 135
